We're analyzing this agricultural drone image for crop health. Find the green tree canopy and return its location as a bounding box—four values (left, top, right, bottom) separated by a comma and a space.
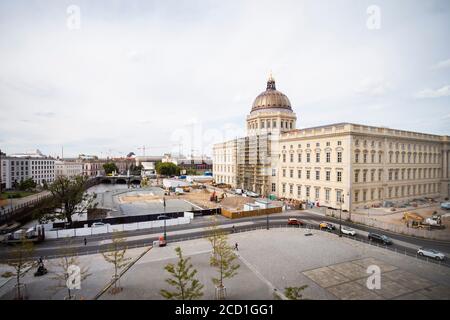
160, 247, 204, 300
103, 162, 119, 175
18, 178, 36, 191
38, 176, 97, 225
155, 162, 180, 176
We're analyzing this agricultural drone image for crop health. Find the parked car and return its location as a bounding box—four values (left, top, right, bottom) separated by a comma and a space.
157, 215, 170, 220
245, 191, 260, 198
91, 222, 107, 227
341, 226, 356, 236
287, 218, 304, 227
319, 222, 335, 231
368, 232, 392, 245
417, 248, 446, 261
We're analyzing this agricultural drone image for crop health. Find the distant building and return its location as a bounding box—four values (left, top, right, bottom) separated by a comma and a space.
1, 150, 55, 189
55, 160, 83, 178
162, 154, 212, 173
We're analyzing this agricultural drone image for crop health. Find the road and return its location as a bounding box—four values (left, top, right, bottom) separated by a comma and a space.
1, 210, 449, 267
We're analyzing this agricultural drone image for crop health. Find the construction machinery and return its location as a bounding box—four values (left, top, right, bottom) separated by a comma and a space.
402, 212, 443, 229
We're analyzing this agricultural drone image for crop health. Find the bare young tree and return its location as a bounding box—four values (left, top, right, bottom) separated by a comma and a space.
101, 231, 131, 294
209, 231, 240, 300
160, 246, 204, 300
49, 240, 90, 300
7, 238, 34, 300
206, 215, 226, 259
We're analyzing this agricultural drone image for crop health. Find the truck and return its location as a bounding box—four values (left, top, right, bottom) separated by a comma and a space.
2, 225, 45, 244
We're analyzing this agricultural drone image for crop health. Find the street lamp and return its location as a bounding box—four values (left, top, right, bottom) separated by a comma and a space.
266, 189, 269, 230
163, 196, 167, 241
339, 195, 344, 237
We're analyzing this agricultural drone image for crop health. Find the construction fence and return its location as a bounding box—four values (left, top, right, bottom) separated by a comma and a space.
221, 206, 282, 219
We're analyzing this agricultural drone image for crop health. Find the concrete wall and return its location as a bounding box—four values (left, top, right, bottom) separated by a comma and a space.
45, 217, 191, 239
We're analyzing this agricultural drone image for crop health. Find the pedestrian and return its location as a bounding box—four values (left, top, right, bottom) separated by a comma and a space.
84, 237, 87, 246
234, 242, 239, 251
232, 225, 235, 233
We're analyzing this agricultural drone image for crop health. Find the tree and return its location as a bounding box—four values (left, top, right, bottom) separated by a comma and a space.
39, 176, 97, 225
101, 231, 131, 294
206, 216, 225, 259
160, 247, 204, 300
208, 217, 240, 300
50, 240, 91, 300
18, 178, 36, 191
129, 164, 143, 176
284, 285, 308, 300
155, 162, 180, 176
103, 162, 118, 175
7, 238, 34, 300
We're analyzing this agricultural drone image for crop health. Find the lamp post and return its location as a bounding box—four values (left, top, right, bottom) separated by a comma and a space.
339, 195, 344, 237
163, 196, 167, 241
266, 189, 269, 230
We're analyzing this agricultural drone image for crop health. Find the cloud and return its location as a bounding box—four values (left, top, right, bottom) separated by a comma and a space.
431, 58, 450, 70
414, 85, 450, 99
355, 78, 393, 96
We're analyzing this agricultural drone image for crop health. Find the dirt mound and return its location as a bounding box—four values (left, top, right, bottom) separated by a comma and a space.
220, 196, 255, 211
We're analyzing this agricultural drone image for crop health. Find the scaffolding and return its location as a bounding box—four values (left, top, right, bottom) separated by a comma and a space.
236, 134, 271, 195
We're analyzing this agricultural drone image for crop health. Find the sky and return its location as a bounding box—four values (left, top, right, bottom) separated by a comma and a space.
0, 0, 449, 158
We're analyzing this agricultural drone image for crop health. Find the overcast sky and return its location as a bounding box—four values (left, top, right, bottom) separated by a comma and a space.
0, 0, 449, 158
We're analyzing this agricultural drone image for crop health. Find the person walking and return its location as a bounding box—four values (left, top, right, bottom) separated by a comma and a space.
84, 237, 87, 246
234, 242, 239, 251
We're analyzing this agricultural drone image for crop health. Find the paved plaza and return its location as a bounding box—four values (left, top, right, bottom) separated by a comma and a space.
1, 228, 450, 300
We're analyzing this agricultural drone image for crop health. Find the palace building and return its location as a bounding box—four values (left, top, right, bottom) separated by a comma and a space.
212, 75, 450, 212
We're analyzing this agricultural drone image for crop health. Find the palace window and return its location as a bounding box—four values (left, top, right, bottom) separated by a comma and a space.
337, 171, 342, 182
326, 171, 331, 181
326, 152, 330, 163
306, 170, 310, 180
306, 153, 310, 163
271, 183, 276, 192
316, 153, 320, 162
337, 152, 342, 163
298, 153, 302, 162
315, 170, 320, 180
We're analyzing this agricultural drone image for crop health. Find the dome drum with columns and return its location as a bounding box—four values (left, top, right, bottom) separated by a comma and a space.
246, 74, 297, 136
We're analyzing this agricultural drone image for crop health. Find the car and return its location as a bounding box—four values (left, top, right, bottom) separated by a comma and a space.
417, 248, 446, 261
341, 226, 356, 236
319, 222, 335, 231
157, 215, 170, 220
91, 222, 106, 227
368, 232, 392, 245
245, 191, 260, 198
287, 218, 304, 227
